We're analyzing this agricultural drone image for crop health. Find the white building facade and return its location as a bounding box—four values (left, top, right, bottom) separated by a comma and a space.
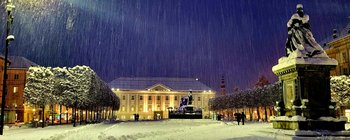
109, 77, 215, 120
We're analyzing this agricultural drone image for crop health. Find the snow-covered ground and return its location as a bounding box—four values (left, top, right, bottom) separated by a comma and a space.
1, 119, 349, 140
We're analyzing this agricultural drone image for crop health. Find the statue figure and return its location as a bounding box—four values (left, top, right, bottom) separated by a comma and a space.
285, 4, 326, 57
179, 90, 193, 107
188, 91, 193, 105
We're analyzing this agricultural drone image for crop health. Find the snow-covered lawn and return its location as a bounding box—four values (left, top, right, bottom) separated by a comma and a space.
1, 119, 349, 140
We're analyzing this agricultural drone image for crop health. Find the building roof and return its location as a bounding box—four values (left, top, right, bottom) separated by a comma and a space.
8, 56, 38, 69
109, 77, 213, 91
322, 23, 350, 49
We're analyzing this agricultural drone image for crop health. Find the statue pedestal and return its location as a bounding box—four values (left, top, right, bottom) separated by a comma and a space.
271, 56, 347, 131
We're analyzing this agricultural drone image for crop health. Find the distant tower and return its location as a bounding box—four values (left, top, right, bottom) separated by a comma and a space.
219, 76, 226, 96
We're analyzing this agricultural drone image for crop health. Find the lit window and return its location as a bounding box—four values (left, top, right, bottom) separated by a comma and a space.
122, 106, 125, 111
13, 87, 18, 93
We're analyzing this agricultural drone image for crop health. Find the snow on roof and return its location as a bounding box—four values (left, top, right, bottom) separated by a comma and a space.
8, 56, 38, 69
109, 77, 212, 91
321, 23, 350, 49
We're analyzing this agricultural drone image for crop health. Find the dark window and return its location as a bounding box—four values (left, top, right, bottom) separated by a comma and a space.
175, 96, 177, 100
131, 96, 135, 100
157, 96, 161, 100
166, 96, 169, 100
14, 74, 19, 80
140, 96, 143, 100
148, 96, 152, 100
123, 96, 125, 100
198, 97, 201, 101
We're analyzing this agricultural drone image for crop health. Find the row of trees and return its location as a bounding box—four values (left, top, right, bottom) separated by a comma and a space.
209, 75, 350, 121
24, 66, 120, 127
209, 82, 281, 121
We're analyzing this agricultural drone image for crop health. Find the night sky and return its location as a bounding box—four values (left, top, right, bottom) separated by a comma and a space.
1, 0, 350, 91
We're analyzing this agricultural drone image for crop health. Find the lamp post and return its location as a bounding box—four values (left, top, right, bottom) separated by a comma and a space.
0, 0, 15, 135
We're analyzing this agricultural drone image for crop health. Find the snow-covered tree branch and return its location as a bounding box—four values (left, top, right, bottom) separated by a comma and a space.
24, 66, 120, 110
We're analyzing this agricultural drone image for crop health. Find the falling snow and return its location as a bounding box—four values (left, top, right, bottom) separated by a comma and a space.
0, 0, 350, 91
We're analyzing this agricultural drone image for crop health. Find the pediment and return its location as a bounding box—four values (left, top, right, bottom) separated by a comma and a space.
147, 84, 172, 91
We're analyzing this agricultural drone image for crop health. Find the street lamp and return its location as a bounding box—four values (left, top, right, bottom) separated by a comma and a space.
0, 0, 15, 135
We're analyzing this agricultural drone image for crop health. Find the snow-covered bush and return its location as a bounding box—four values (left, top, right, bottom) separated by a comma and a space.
331, 75, 350, 106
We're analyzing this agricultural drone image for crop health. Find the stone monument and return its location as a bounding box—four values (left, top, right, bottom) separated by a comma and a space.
271, 4, 347, 132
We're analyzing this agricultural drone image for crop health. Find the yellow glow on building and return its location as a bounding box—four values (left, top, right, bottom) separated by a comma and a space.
111, 78, 215, 120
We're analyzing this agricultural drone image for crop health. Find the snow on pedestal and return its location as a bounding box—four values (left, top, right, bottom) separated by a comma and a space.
272, 51, 338, 72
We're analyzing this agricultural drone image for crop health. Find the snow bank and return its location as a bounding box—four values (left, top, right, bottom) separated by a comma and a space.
271, 116, 347, 122
270, 115, 306, 121
318, 116, 347, 122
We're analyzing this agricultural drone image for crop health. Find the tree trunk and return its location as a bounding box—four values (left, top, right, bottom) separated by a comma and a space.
264, 106, 268, 122
59, 105, 62, 125
249, 108, 253, 121
42, 105, 45, 128
93, 108, 95, 122
90, 108, 93, 122
97, 107, 102, 121
104, 107, 107, 120
256, 106, 260, 121
85, 109, 88, 124
51, 105, 54, 125
269, 106, 273, 117
80, 110, 82, 125
96, 107, 98, 121
73, 107, 76, 127
112, 107, 115, 120
107, 107, 110, 120
66, 107, 68, 124
96, 108, 98, 121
